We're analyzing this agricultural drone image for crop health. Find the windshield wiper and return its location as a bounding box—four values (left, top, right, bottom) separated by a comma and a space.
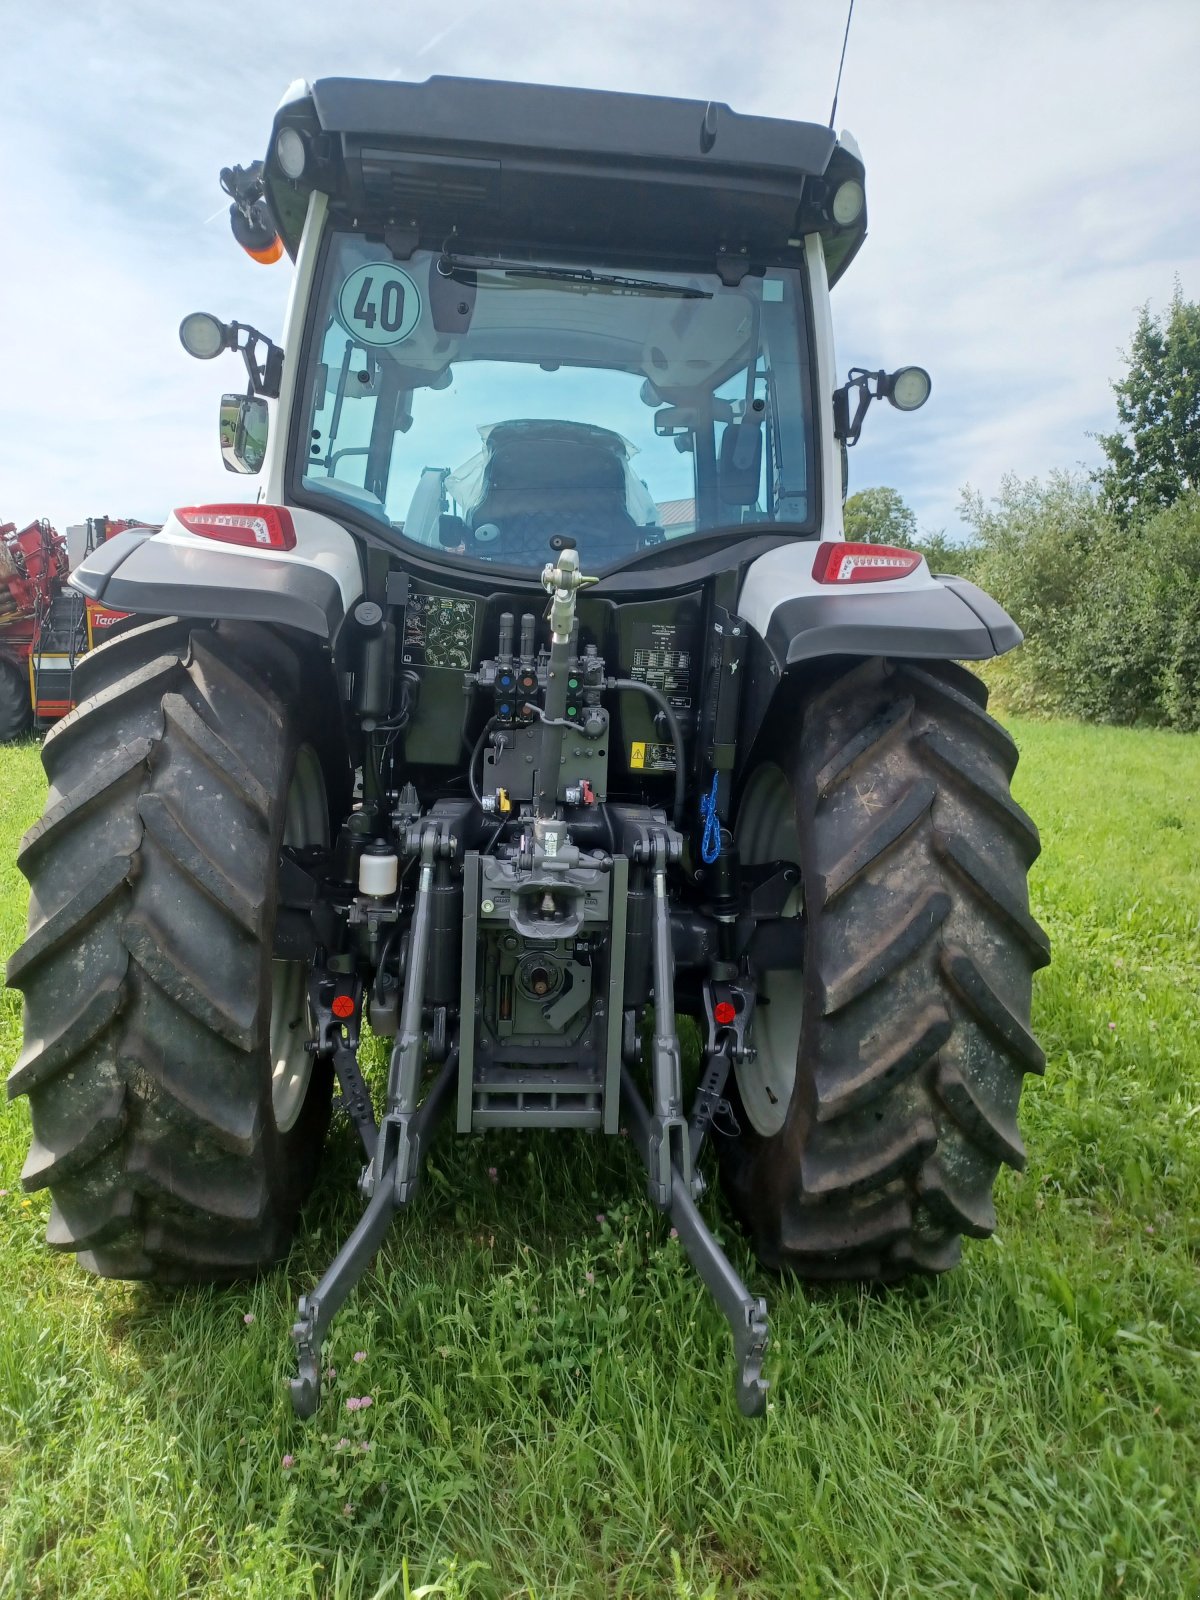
437, 255, 710, 299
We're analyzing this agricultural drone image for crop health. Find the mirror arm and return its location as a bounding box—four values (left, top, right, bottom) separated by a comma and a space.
832, 385, 850, 442
229, 322, 284, 399
833, 368, 886, 448
264, 345, 284, 397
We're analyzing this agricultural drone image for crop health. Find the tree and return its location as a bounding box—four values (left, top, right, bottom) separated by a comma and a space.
914, 527, 971, 576
843, 486, 918, 545
1095, 284, 1200, 525
956, 473, 1200, 730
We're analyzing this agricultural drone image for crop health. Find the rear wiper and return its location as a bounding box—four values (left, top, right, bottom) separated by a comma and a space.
437, 255, 711, 299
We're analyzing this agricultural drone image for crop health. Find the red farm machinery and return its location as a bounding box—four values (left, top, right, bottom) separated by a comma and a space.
0, 516, 150, 739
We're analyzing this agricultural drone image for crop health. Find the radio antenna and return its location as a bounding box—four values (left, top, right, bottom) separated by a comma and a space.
828, 0, 856, 129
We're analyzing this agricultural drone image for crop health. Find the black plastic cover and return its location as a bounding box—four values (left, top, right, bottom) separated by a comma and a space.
765, 581, 1023, 667
309, 76, 836, 174
70, 537, 345, 641
267, 76, 865, 274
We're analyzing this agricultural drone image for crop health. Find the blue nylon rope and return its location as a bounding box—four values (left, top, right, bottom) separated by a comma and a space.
699, 772, 722, 865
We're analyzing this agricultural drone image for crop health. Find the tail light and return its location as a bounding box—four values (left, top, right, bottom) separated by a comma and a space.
174, 505, 296, 551
813, 541, 923, 584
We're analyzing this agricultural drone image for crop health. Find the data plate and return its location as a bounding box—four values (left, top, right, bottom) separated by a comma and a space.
630, 622, 693, 710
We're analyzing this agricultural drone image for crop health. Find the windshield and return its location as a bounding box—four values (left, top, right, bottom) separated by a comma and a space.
293, 235, 816, 573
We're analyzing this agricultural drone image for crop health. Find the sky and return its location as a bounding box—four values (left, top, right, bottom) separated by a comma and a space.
2, 0, 1198, 539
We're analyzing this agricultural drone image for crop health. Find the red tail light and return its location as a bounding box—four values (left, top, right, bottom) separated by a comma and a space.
174, 505, 296, 551
813, 541, 923, 584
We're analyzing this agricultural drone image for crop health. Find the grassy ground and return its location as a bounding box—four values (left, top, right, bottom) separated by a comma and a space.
1, 717, 1198, 1598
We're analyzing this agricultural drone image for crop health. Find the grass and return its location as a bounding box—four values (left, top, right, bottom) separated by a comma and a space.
1, 717, 1199, 1597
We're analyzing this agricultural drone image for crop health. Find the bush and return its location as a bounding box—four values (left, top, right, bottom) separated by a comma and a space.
915, 528, 978, 578
960, 475, 1200, 730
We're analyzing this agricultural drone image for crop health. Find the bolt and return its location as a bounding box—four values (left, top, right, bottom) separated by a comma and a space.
481, 899, 496, 914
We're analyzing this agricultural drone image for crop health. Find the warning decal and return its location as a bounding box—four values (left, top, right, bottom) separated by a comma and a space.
629, 740, 677, 774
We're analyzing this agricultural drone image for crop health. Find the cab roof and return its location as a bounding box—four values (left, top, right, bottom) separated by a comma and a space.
264, 75, 866, 282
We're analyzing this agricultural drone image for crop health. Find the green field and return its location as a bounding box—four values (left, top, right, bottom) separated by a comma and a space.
2, 718, 1198, 1598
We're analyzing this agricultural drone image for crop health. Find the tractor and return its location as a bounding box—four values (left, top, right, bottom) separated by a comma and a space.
7, 75, 1048, 1415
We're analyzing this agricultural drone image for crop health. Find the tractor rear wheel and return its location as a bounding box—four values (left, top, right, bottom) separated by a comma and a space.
6, 617, 333, 1280
0, 653, 33, 742
720, 657, 1049, 1279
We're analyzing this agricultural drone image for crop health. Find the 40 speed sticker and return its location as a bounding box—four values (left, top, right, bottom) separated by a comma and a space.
336, 262, 422, 346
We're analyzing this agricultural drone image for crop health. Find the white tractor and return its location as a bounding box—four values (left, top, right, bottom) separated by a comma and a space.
8, 75, 1048, 1415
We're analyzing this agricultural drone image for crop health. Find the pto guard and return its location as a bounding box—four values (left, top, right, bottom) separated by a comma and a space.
68, 506, 364, 642
737, 541, 1022, 667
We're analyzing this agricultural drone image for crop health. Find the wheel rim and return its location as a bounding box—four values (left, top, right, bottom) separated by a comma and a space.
735, 762, 804, 1137
270, 746, 328, 1132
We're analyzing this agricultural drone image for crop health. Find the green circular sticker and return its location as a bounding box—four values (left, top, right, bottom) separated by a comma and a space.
336, 262, 422, 346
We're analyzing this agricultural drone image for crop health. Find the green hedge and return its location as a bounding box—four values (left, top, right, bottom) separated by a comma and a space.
936, 476, 1200, 730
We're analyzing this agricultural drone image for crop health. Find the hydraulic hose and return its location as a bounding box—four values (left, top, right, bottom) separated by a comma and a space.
468, 717, 496, 809
608, 678, 685, 830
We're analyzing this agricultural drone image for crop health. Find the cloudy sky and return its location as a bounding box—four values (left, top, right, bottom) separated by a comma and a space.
2, 0, 1197, 538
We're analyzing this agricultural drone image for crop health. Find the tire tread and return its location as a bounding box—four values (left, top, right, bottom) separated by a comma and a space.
7, 617, 330, 1281
723, 656, 1047, 1280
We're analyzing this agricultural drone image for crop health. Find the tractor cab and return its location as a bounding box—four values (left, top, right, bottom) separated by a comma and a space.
211, 75, 873, 573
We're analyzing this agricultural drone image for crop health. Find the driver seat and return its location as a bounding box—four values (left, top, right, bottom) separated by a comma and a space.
469, 421, 643, 563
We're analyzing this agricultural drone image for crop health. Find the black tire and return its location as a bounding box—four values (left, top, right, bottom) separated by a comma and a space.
6, 617, 333, 1281
0, 652, 33, 742
720, 657, 1049, 1280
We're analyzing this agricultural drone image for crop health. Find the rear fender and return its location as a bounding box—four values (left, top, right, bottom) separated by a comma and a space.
733, 542, 1021, 764
69, 507, 363, 644
737, 541, 1021, 670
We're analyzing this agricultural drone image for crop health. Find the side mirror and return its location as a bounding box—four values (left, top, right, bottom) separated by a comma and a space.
219, 393, 269, 474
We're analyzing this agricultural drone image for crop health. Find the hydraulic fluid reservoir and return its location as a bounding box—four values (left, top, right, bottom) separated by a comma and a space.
333, 809, 376, 885
358, 840, 399, 897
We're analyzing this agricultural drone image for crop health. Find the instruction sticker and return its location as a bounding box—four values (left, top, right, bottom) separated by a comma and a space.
336, 262, 422, 346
